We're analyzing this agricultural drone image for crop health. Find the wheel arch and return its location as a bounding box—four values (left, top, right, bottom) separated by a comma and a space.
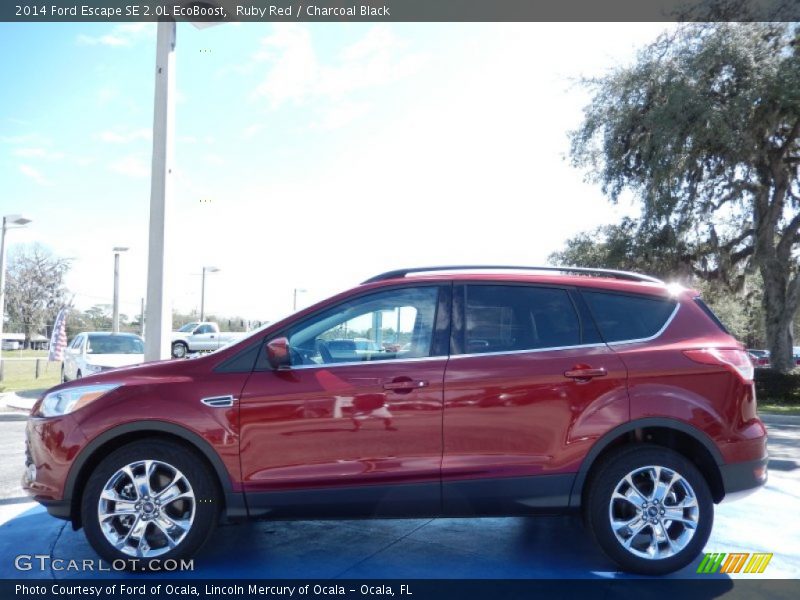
569, 417, 726, 508
65, 420, 245, 529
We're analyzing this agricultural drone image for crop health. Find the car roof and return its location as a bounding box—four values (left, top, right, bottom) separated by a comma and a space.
365, 272, 677, 298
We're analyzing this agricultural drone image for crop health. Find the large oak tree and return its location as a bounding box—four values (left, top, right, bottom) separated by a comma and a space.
570, 23, 800, 371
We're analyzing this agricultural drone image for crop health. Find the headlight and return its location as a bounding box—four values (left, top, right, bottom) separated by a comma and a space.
84, 363, 103, 373
37, 384, 121, 418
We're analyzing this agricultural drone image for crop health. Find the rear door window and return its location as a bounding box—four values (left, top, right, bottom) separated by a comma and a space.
462, 285, 581, 354
582, 291, 676, 343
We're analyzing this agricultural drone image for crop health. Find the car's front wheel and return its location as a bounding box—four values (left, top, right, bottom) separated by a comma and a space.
81, 439, 218, 569
585, 444, 713, 575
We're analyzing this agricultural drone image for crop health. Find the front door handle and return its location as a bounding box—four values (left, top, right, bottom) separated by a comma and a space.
383, 378, 429, 392
564, 366, 607, 381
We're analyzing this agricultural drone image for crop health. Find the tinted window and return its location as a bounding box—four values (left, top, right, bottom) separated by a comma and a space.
278, 286, 440, 366
463, 285, 581, 354
583, 291, 676, 342
86, 335, 144, 354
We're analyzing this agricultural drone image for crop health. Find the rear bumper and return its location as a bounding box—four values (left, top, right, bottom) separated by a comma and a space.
720, 455, 768, 501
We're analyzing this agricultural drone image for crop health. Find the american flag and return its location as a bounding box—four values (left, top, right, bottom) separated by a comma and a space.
48, 308, 68, 362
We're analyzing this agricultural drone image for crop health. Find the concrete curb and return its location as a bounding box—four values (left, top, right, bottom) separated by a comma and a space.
0, 392, 33, 413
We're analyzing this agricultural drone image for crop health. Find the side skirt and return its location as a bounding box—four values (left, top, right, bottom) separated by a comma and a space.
244, 475, 576, 520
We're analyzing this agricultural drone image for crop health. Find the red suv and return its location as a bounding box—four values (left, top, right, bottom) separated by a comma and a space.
23, 266, 767, 574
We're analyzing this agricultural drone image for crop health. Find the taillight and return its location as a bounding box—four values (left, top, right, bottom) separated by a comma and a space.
683, 348, 754, 383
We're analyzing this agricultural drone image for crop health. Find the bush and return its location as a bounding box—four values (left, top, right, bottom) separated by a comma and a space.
754, 368, 800, 404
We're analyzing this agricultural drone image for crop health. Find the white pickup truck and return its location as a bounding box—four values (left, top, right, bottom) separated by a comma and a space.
171, 322, 248, 358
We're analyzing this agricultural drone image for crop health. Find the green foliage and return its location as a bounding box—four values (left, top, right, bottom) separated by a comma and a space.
568, 22, 800, 371
754, 368, 800, 404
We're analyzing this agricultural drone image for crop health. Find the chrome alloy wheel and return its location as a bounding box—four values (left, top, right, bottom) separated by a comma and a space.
97, 459, 195, 557
608, 465, 699, 560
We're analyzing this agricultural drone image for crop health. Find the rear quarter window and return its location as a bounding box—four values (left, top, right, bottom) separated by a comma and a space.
582, 291, 677, 343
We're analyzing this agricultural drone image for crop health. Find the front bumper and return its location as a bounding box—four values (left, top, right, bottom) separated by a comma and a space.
720, 455, 768, 501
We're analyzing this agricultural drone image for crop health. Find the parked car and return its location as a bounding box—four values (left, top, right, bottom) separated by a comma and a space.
171, 321, 248, 358
23, 266, 767, 574
747, 349, 770, 368
61, 332, 145, 382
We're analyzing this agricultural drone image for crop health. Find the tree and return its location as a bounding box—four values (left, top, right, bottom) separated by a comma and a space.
4, 244, 71, 348
570, 23, 800, 371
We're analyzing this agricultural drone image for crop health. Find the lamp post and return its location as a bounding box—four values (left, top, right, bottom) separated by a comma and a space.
293, 288, 307, 311
0, 214, 32, 380
144, 6, 226, 362
112, 247, 129, 333
200, 266, 219, 321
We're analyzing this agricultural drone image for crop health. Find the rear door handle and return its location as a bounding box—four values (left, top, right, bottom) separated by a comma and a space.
564, 367, 607, 380
383, 379, 429, 391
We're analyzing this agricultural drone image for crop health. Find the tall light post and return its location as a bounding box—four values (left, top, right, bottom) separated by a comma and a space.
0, 214, 32, 380
200, 266, 219, 321
112, 247, 129, 333
293, 288, 307, 311
144, 7, 225, 361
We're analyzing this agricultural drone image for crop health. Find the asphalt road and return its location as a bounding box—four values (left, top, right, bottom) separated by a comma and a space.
0, 411, 797, 580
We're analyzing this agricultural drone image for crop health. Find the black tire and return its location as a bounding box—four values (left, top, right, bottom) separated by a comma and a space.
61, 366, 67, 383
76, 369, 82, 379
584, 444, 713, 575
81, 439, 219, 570
172, 342, 188, 359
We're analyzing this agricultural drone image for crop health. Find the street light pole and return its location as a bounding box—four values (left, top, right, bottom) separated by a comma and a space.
293, 288, 307, 311
112, 247, 129, 333
0, 214, 32, 380
200, 266, 219, 321
144, 20, 177, 362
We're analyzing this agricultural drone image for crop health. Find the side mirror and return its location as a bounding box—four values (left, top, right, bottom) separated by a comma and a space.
266, 337, 291, 369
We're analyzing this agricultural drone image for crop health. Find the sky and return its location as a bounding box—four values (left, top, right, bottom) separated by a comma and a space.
0, 22, 673, 327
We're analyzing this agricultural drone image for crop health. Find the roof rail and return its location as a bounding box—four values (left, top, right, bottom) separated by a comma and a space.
361, 265, 664, 285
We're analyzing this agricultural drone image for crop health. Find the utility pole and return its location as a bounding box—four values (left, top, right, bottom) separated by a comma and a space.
112, 247, 128, 333
144, 21, 176, 361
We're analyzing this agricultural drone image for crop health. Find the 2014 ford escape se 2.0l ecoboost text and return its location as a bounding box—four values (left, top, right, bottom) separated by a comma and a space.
22, 266, 767, 574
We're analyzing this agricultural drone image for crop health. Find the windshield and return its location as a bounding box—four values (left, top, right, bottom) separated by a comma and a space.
178, 322, 199, 332
87, 335, 144, 355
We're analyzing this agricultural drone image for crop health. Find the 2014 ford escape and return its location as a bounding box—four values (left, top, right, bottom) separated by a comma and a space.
23, 266, 767, 574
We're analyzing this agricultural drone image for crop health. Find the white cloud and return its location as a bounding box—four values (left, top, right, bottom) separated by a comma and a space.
311, 102, 369, 131
98, 129, 152, 144
204, 154, 227, 166
77, 23, 155, 47
109, 156, 149, 178
13, 147, 65, 159
251, 24, 423, 118
241, 124, 264, 139
19, 164, 52, 186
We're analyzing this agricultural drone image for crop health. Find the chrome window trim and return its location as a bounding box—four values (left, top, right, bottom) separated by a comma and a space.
605, 302, 680, 346
449, 342, 609, 360
286, 355, 448, 370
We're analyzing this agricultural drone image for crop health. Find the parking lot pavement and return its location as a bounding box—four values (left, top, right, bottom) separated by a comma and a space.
0, 414, 797, 580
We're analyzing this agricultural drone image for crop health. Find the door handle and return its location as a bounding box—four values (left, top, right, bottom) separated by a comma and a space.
564, 366, 607, 380
383, 379, 429, 391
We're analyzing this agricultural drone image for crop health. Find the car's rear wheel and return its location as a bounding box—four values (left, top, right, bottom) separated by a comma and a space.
81, 439, 218, 570
61, 366, 67, 383
585, 444, 713, 575
172, 342, 188, 359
